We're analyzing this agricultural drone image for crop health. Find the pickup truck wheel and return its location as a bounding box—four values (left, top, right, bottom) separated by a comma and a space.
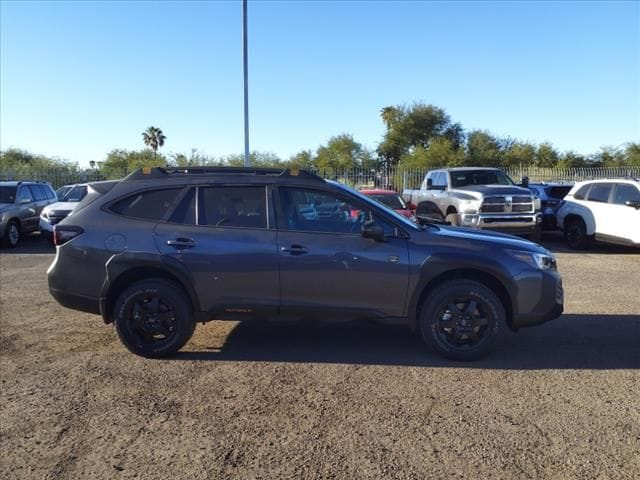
113, 279, 195, 358
2, 220, 20, 248
445, 213, 459, 226
419, 280, 504, 361
565, 218, 590, 250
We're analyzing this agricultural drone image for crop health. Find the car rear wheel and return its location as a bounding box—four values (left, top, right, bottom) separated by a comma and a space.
113, 279, 195, 358
419, 280, 505, 361
565, 218, 590, 250
2, 220, 20, 248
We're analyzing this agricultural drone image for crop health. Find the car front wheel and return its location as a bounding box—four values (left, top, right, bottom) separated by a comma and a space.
419, 280, 505, 361
2, 220, 20, 248
113, 279, 196, 358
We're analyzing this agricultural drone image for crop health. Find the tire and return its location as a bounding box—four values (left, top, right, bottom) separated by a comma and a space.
445, 213, 459, 226
2, 220, 20, 248
418, 280, 505, 361
113, 279, 196, 358
564, 218, 590, 250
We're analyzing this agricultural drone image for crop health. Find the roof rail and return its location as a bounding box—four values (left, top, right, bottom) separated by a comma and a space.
123, 166, 324, 182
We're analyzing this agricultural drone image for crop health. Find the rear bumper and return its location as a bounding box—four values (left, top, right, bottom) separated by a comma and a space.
49, 287, 102, 315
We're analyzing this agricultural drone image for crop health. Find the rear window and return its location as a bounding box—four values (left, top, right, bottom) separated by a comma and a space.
109, 188, 183, 221
573, 184, 591, 200
586, 183, 613, 203
0, 186, 17, 203
547, 186, 572, 199
198, 186, 267, 228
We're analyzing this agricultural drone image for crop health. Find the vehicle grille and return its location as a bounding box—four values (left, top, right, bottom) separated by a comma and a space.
480, 195, 533, 213
48, 210, 71, 225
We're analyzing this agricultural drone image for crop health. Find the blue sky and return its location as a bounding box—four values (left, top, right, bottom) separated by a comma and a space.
1, 0, 639, 166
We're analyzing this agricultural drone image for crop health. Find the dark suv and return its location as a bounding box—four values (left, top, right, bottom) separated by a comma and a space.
48, 167, 563, 361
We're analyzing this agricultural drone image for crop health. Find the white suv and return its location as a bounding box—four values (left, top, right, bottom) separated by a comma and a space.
556, 179, 640, 249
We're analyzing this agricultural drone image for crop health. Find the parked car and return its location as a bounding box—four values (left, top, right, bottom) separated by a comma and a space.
0, 181, 58, 247
403, 168, 542, 240
358, 189, 415, 220
556, 178, 640, 249
55, 184, 74, 200
40, 183, 89, 240
526, 182, 574, 230
48, 167, 563, 361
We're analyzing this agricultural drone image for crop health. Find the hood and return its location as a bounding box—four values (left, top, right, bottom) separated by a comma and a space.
413, 224, 546, 254
454, 185, 532, 197
42, 201, 79, 213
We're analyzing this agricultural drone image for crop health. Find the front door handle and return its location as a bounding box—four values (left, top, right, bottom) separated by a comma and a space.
280, 244, 308, 255
167, 237, 196, 249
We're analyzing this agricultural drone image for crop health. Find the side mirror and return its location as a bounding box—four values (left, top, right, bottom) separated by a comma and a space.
521, 176, 529, 188
426, 178, 433, 190
625, 200, 640, 209
362, 221, 385, 242
20, 198, 31, 204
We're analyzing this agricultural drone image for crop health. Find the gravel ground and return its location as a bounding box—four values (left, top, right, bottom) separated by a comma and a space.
1, 233, 639, 479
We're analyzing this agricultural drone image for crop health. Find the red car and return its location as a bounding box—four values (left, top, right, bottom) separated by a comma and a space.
359, 189, 415, 220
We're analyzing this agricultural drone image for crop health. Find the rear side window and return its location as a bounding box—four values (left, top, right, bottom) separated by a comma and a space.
586, 183, 613, 203
109, 188, 183, 221
548, 186, 572, 199
612, 183, 640, 205
573, 184, 591, 200
169, 188, 196, 224
28, 185, 46, 201
198, 186, 266, 228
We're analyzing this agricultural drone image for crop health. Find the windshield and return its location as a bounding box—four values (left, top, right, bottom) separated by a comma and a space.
0, 186, 17, 204
62, 185, 88, 202
450, 170, 515, 188
329, 181, 420, 231
367, 193, 407, 210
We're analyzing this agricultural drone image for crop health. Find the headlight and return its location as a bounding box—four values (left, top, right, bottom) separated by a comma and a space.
534, 197, 541, 211
507, 249, 556, 271
40, 210, 49, 220
458, 199, 479, 214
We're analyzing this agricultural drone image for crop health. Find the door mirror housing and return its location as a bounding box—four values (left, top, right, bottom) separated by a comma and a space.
521, 176, 530, 188
362, 221, 385, 242
19, 198, 31, 205
426, 178, 433, 190
625, 200, 640, 209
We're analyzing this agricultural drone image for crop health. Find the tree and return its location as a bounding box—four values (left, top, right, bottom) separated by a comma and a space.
315, 134, 372, 171
377, 103, 460, 166
535, 143, 559, 168
141, 126, 167, 157
466, 130, 505, 167
101, 149, 167, 179
288, 150, 315, 170
503, 142, 536, 167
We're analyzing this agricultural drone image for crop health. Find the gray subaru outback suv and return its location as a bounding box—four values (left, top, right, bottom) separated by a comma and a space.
48, 167, 563, 361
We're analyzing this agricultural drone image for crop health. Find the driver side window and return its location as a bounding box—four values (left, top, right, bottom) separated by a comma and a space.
278, 188, 371, 234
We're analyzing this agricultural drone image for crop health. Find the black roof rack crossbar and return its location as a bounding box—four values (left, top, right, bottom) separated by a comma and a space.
124, 166, 324, 182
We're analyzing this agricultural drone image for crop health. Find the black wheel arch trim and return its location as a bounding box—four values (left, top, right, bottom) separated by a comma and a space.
100, 253, 201, 323
407, 253, 518, 329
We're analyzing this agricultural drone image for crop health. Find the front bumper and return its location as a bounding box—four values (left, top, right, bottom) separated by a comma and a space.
39, 218, 54, 233
457, 212, 542, 234
512, 270, 564, 328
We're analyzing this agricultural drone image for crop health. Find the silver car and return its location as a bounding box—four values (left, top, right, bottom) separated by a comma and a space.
0, 181, 58, 247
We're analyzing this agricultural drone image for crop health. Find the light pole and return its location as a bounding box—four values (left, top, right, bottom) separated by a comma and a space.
243, 0, 250, 167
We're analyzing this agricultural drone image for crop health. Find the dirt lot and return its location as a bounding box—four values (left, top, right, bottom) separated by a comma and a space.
1, 234, 639, 479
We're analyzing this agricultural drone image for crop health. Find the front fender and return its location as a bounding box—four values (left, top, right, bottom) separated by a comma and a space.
406, 251, 518, 325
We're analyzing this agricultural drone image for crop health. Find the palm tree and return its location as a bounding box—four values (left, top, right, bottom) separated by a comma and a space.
141, 126, 167, 157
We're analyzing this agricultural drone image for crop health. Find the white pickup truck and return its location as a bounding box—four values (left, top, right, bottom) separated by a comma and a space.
403, 167, 542, 240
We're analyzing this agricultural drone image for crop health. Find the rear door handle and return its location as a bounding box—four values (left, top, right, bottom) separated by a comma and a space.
280, 244, 308, 255
167, 237, 196, 249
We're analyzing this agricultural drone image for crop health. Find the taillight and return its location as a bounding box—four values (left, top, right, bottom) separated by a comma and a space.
408, 203, 416, 211
53, 225, 84, 246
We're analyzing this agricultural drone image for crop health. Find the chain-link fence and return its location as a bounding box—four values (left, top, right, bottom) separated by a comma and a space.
1, 165, 638, 191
